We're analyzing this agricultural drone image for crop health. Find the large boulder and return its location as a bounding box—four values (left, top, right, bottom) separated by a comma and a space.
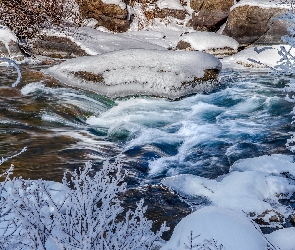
0, 26, 24, 61
43, 49, 222, 99
76, 0, 131, 32
188, 0, 235, 31
222, 3, 289, 45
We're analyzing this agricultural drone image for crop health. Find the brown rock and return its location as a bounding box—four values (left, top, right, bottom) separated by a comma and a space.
77, 0, 131, 32
254, 210, 284, 226
189, 0, 235, 31
32, 36, 88, 59
223, 5, 288, 45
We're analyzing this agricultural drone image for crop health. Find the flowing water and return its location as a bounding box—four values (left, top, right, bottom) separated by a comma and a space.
0, 65, 294, 236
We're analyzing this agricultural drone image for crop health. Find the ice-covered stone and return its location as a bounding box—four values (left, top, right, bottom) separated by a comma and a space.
44, 49, 221, 99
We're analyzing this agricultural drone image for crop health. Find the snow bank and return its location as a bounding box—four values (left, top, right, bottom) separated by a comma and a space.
162, 154, 295, 215
266, 228, 295, 250
221, 45, 295, 70
157, 0, 185, 10
232, 0, 290, 10
178, 31, 239, 51
44, 49, 221, 99
161, 206, 267, 250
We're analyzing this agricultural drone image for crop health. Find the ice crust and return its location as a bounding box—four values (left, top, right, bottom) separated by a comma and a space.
44, 49, 221, 99
178, 31, 239, 51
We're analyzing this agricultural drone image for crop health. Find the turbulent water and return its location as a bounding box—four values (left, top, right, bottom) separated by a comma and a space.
0, 66, 294, 185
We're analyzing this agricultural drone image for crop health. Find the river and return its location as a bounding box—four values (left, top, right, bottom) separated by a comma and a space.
0, 64, 294, 237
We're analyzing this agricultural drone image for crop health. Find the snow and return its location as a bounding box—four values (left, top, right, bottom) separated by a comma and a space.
178, 31, 239, 51
231, 0, 290, 10
157, 0, 185, 10
161, 206, 268, 250
43, 27, 166, 56
221, 45, 295, 70
0, 25, 18, 57
43, 49, 221, 99
101, 0, 126, 9
162, 154, 295, 216
266, 228, 295, 250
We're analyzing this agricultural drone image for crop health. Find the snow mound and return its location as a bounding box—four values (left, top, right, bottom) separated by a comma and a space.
161, 206, 267, 250
177, 31, 239, 55
44, 49, 221, 99
266, 228, 295, 250
162, 154, 295, 215
221, 45, 295, 70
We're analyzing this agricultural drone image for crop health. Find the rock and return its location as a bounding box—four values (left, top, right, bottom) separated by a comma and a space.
0, 26, 24, 61
32, 36, 88, 59
77, 0, 131, 32
44, 49, 222, 99
254, 210, 284, 226
188, 0, 235, 31
222, 5, 289, 45
176, 31, 239, 57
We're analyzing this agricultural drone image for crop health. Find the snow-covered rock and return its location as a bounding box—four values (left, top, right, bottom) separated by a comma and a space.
43, 49, 222, 99
39, 27, 166, 57
176, 31, 239, 57
221, 45, 295, 70
161, 206, 268, 250
0, 26, 24, 61
162, 154, 295, 225
223, 0, 289, 45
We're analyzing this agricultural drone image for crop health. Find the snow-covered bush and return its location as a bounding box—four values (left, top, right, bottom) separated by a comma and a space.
0, 159, 167, 249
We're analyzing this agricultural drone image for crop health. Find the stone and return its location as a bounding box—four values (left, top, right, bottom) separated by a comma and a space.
188, 0, 235, 31
32, 36, 88, 59
76, 0, 131, 32
222, 5, 289, 45
254, 210, 284, 226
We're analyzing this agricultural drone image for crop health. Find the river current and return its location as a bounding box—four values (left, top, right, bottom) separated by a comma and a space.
0, 65, 294, 235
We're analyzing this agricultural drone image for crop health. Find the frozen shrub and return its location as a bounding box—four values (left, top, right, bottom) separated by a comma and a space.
1, 160, 167, 249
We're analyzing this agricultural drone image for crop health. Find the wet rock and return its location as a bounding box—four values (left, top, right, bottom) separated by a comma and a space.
77, 0, 131, 32
222, 5, 288, 45
32, 36, 88, 59
121, 185, 191, 240
290, 213, 295, 226
254, 210, 284, 226
188, 0, 235, 31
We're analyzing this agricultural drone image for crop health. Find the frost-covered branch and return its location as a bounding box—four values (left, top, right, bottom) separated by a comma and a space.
1, 160, 167, 249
